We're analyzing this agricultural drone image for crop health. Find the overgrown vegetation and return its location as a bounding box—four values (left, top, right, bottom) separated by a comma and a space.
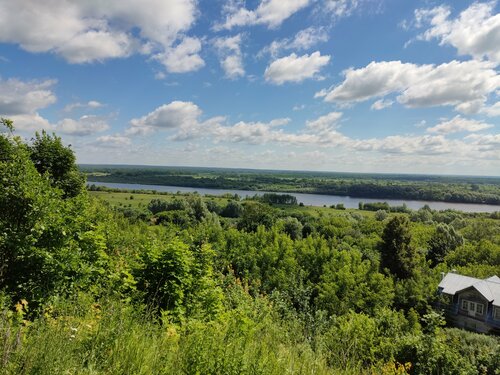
2, 121, 500, 374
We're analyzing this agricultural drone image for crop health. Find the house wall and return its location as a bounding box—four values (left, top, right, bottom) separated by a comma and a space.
457, 290, 489, 322
453, 314, 493, 334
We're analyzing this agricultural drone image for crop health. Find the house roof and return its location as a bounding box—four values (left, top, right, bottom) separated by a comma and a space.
486, 275, 500, 283
438, 272, 500, 307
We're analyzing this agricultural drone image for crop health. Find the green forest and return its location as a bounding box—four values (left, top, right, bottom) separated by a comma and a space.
2, 121, 500, 374
81, 165, 500, 205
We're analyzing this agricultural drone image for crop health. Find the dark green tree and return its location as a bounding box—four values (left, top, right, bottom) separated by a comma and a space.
318, 248, 394, 315
220, 200, 244, 218
187, 195, 209, 221
237, 201, 276, 232
29, 130, 84, 197
148, 198, 169, 214
0, 125, 107, 305
380, 216, 419, 279
427, 223, 464, 267
0, 118, 15, 161
136, 240, 222, 319
282, 217, 303, 240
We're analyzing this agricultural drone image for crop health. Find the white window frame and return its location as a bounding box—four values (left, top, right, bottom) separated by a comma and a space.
470, 302, 476, 312
476, 303, 484, 315
462, 299, 468, 310
461, 299, 484, 316
494, 307, 500, 320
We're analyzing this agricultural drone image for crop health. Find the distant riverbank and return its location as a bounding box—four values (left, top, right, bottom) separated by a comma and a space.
87, 181, 500, 213
81, 165, 500, 206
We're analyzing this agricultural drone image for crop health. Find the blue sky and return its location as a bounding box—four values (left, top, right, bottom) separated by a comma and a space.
0, 0, 499, 175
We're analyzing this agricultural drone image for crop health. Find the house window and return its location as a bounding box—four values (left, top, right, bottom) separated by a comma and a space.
476, 303, 484, 315
495, 308, 500, 320
461, 299, 484, 317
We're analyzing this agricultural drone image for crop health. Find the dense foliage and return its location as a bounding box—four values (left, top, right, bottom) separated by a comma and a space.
81, 165, 500, 204
2, 124, 500, 374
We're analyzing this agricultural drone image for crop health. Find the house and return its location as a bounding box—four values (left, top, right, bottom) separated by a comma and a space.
437, 272, 500, 334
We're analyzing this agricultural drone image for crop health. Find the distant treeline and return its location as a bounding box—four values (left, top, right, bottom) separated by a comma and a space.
259, 193, 298, 205
82, 166, 500, 205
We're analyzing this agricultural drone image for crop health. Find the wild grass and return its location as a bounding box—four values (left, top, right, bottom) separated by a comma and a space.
1, 297, 352, 375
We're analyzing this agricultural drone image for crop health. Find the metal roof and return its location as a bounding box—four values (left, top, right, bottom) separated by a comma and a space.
486, 275, 500, 283
438, 272, 500, 307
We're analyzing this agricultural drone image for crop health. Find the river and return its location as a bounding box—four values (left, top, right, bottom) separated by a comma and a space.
88, 181, 500, 213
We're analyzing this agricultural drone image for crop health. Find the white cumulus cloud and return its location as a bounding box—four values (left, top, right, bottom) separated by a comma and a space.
216, 0, 311, 30
481, 101, 500, 117
126, 100, 500, 168
265, 51, 330, 84
156, 37, 205, 73
213, 34, 245, 79
0, 78, 58, 132
0, 0, 202, 72
415, 2, 500, 63
128, 101, 202, 135
426, 115, 494, 134
94, 134, 132, 147
259, 27, 328, 58
0, 78, 56, 116
317, 60, 500, 113
305, 112, 343, 132
56, 115, 110, 136
63, 100, 104, 113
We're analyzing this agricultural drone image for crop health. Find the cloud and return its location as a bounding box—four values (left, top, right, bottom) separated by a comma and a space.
481, 101, 500, 117
155, 37, 205, 73
213, 34, 245, 79
7, 113, 54, 132
127, 100, 500, 167
323, 0, 361, 18
414, 2, 500, 63
55, 30, 136, 64
215, 0, 311, 30
0, 77, 58, 132
317, 60, 500, 113
56, 115, 110, 136
305, 111, 342, 132
163, 106, 347, 146
426, 115, 494, 134
63, 100, 104, 113
0, 0, 201, 72
317, 61, 424, 102
0, 78, 56, 116
371, 99, 393, 110
0, 77, 117, 135
93, 134, 132, 147
265, 51, 330, 84
259, 27, 328, 58
128, 101, 202, 135
365, 134, 458, 155
291, 27, 329, 50
209, 119, 301, 145
465, 133, 500, 150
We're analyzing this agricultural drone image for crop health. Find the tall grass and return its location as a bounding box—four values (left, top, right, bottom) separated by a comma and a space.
1, 296, 346, 375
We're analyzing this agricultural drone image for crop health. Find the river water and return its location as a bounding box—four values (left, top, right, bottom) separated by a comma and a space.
88, 181, 499, 213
